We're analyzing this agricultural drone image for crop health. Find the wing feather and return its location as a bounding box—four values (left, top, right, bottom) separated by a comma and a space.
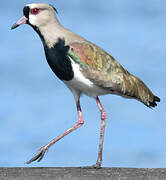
68, 42, 159, 107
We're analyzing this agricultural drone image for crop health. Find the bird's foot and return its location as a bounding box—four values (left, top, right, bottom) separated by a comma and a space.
91, 162, 102, 169
26, 146, 48, 164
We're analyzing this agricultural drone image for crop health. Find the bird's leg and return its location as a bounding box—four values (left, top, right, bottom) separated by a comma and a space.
26, 99, 84, 164
93, 97, 106, 168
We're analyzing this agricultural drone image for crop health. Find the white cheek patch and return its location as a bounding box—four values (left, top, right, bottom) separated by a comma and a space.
29, 14, 37, 26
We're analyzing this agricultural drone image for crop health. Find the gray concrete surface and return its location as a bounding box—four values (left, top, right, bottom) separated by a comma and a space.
0, 167, 166, 180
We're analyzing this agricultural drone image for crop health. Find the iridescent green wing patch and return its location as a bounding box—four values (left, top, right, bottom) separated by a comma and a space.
68, 48, 81, 64
69, 42, 127, 75
68, 42, 156, 105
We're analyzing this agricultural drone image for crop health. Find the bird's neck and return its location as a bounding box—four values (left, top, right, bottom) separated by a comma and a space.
31, 21, 87, 50
32, 21, 67, 49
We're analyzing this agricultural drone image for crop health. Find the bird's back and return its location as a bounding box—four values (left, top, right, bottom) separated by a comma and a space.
69, 41, 160, 107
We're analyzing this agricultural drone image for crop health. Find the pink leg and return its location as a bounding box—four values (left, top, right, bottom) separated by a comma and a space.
93, 97, 106, 168
26, 99, 84, 164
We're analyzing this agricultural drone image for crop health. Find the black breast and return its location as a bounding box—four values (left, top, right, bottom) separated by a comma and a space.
44, 38, 74, 81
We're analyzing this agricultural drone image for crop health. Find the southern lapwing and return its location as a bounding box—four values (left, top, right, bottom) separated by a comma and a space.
11, 3, 160, 168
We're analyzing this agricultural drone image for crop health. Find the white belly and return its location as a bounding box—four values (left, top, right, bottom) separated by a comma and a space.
63, 59, 109, 98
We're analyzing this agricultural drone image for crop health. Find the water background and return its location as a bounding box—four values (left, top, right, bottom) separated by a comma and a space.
0, 0, 165, 167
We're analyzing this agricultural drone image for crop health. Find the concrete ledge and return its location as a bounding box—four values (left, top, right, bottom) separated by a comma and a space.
0, 167, 166, 180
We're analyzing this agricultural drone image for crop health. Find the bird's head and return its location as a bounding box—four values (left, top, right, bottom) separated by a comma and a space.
11, 3, 58, 30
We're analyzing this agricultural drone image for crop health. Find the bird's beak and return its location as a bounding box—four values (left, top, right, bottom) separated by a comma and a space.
11, 16, 28, 30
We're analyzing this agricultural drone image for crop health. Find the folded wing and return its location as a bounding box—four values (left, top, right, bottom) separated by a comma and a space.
69, 42, 160, 107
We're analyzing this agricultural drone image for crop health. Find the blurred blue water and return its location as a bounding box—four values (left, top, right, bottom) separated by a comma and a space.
0, 0, 165, 167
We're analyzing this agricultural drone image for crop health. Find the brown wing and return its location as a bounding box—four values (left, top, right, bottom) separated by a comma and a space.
69, 42, 160, 107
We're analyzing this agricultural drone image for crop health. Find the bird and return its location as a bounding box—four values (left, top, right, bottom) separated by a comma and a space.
11, 3, 160, 168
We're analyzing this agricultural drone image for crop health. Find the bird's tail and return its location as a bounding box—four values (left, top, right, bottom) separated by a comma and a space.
125, 74, 160, 108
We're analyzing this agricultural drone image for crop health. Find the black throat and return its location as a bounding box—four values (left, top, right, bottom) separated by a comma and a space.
44, 38, 74, 81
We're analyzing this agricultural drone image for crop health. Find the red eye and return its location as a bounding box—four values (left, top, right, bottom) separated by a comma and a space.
31, 8, 40, 15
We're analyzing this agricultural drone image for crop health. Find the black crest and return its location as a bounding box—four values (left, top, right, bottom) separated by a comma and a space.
49, 4, 58, 14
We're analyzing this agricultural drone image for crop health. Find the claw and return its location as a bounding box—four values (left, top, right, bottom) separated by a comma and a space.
26, 146, 48, 164
37, 149, 46, 162
91, 163, 102, 169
